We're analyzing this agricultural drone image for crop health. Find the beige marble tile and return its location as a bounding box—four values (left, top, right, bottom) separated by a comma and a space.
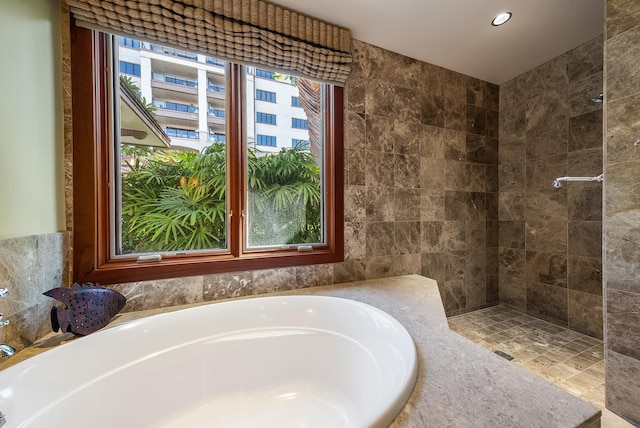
606, 351, 640, 424
562, 372, 604, 396
203, 271, 253, 301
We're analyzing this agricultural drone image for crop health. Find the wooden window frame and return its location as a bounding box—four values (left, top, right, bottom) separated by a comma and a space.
71, 24, 344, 285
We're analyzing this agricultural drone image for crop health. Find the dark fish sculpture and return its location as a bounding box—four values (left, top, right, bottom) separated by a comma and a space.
43, 283, 126, 336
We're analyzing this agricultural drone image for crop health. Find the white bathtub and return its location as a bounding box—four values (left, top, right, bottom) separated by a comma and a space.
0, 295, 418, 428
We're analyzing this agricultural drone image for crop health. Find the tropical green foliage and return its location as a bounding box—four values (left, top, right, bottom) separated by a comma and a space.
247, 143, 321, 246
119, 75, 156, 113
120, 143, 321, 253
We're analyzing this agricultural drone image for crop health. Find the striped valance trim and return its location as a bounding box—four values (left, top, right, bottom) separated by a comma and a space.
66, 0, 352, 83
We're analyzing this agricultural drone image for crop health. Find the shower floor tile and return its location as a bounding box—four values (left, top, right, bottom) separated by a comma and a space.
448, 305, 634, 428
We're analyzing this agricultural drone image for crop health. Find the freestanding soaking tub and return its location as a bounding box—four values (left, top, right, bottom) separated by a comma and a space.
0, 295, 418, 427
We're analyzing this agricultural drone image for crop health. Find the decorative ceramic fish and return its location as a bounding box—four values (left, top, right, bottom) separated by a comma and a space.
43, 283, 126, 336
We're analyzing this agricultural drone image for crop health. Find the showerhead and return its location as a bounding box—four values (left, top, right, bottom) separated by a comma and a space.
590, 93, 604, 103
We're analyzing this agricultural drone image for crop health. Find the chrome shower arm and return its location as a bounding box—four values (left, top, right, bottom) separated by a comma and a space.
552, 174, 603, 188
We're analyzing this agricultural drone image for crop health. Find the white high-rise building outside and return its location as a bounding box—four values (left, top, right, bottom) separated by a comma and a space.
117, 37, 311, 153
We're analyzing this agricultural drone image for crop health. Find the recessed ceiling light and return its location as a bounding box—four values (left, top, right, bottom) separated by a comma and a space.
491, 12, 512, 26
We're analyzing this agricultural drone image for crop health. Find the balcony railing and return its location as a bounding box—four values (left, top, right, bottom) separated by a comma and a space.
208, 133, 226, 143
166, 128, 199, 139
147, 44, 197, 60
154, 100, 198, 113
207, 83, 225, 93
152, 73, 198, 88
206, 57, 225, 67
208, 108, 226, 118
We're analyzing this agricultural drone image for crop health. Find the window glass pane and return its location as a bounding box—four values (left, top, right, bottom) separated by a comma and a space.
256, 89, 276, 103
256, 112, 277, 125
245, 68, 324, 248
115, 36, 228, 255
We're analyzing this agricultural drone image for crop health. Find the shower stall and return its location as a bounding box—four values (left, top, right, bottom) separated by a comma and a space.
497, 35, 604, 339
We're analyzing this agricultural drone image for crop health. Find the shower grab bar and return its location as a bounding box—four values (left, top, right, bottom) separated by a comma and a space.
552, 173, 603, 188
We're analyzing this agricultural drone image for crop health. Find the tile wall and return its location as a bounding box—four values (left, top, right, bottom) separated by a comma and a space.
0, 233, 68, 350
498, 36, 604, 339
603, 0, 640, 422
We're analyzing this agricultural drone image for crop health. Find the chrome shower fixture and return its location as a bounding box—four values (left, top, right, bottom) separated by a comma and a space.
552, 174, 604, 188
590, 93, 604, 103
0, 344, 15, 358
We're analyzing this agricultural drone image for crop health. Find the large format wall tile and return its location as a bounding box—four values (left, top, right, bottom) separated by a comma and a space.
525, 251, 568, 288
526, 281, 569, 323
607, 0, 640, 39
568, 256, 603, 295
568, 72, 604, 117
605, 160, 640, 228
606, 289, 640, 361
606, 92, 640, 165
569, 110, 604, 152
606, 350, 640, 422
568, 289, 603, 339
605, 225, 640, 292
606, 26, 640, 102
566, 35, 604, 82
0, 233, 68, 351
568, 221, 603, 258
568, 185, 602, 221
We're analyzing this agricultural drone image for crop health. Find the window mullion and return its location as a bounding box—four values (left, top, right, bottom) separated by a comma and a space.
227, 63, 244, 257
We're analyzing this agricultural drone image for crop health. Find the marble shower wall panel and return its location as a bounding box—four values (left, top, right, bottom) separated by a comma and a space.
0, 233, 68, 351
604, 0, 640, 423
498, 36, 604, 339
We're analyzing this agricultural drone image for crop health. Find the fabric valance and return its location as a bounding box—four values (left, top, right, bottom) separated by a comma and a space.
66, 0, 352, 83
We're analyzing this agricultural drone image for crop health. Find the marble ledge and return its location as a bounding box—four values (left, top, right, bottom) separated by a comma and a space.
1, 275, 600, 427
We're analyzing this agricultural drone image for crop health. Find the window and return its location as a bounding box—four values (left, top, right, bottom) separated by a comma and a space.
148, 44, 197, 60
209, 133, 226, 143
256, 112, 277, 125
207, 82, 225, 93
256, 90, 276, 103
165, 128, 199, 139
255, 69, 275, 79
162, 75, 197, 87
292, 118, 309, 129
206, 57, 225, 67
292, 139, 309, 148
154, 100, 198, 113
119, 61, 141, 76
256, 135, 277, 147
71, 28, 343, 284
118, 37, 140, 48
208, 108, 225, 118
291, 96, 302, 107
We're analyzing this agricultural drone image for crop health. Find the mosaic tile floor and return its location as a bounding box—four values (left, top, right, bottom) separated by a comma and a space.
448, 305, 634, 428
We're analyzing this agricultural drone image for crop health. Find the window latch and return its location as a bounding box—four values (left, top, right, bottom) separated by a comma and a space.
137, 254, 162, 263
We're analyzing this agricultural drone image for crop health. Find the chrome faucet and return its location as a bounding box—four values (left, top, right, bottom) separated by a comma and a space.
0, 288, 9, 326
0, 344, 14, 358
0, 288, 13, 358
0, 313, 8, 327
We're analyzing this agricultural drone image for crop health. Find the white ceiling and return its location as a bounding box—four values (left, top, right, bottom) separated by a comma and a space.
274, 0, 604, 84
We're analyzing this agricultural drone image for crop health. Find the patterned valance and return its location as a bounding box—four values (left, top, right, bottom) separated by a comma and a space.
66, 0, 352, 83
